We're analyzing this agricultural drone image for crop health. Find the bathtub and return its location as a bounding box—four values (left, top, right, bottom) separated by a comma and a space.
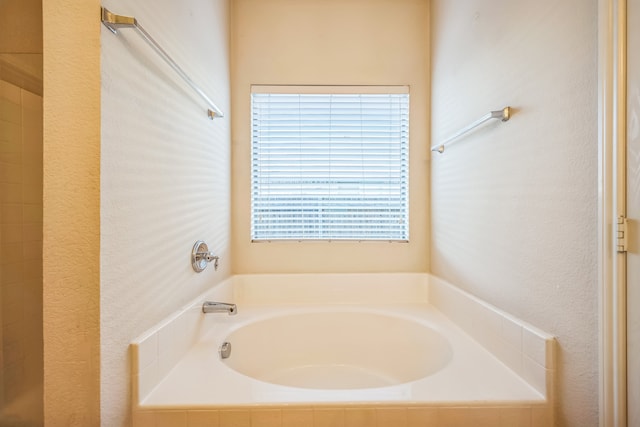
131, 273, 555, 427
223, 309, 452, 391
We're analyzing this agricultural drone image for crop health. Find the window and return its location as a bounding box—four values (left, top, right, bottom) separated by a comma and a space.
251, 86, 409, 241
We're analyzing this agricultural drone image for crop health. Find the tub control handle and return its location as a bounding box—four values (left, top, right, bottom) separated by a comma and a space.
191, 241, 219, 273
220, 342, 231, 359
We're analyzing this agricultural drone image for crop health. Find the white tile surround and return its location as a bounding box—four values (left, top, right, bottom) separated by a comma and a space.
131, 274, 555, 427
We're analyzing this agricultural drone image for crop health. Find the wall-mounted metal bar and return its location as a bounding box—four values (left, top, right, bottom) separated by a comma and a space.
101, 7, 224, 120
431, 106, 511, 154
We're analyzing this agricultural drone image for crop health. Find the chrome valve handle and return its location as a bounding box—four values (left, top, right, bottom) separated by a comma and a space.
191, 241, 219, 272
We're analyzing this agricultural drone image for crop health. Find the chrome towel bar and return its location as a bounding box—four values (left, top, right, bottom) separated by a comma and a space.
431, 106, 511, 154
101, 7, 224, 120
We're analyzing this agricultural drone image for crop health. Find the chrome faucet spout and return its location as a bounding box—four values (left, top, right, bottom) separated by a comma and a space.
202, 301, 237, 315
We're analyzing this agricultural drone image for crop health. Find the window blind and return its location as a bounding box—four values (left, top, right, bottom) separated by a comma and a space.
251, 87, 409, 241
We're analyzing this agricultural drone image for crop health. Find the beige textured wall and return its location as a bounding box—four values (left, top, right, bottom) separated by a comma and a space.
0, 0, 42, 54
100, 0, 231, 426
231, 0, 430, 274
42, 0, 101, 425
430, 1, 598, 426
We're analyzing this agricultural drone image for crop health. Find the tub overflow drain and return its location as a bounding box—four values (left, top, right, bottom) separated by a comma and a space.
219, 342, 231, 359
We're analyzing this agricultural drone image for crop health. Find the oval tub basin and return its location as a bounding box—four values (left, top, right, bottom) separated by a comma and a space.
223, 311, 452, 390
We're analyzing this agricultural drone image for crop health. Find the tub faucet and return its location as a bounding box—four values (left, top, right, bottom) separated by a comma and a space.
202, 301, 237, 315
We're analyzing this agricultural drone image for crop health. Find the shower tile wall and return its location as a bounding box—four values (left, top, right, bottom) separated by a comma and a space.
0, 77, 43, 426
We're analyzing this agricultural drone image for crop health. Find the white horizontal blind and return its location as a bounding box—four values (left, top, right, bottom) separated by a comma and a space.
251, 87, 409, 241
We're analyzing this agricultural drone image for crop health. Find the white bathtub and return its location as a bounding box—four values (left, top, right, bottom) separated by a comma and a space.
131, 273, 555, 427
223, 309, 452, 390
